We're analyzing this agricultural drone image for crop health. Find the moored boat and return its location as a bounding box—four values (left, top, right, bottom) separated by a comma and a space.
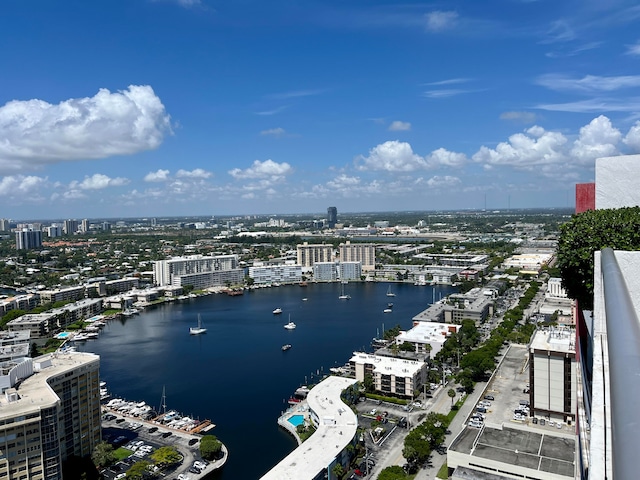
282, 344, 292, 351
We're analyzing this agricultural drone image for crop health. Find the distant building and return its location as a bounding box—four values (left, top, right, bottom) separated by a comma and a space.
546, 277, 568, 299
38, 285, 86, 305
0, 352, 101, 479
313, 262, 338, 282
81, 218, 89, 233
339, 241, 375, 272
297, 242, 334, 269
0, 218, 10, 231
63, 219, 78, 235
249, 263, 302, 285
15, 228, 42, 250
339, 261, 362, 281
327, 206, 337, 228
46, 224, 63, 237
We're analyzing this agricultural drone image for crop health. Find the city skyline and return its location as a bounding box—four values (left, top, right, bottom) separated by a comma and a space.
1, 0, 640, 218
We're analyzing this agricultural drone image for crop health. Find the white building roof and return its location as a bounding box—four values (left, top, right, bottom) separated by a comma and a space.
530, 328, 575, 355
349, 352, 425, 377
396, 321, 458, 345
260, 376, 358, 480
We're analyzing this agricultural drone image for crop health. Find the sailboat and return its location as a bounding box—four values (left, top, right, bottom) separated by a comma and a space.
386, 285, 396, 297
339, 282, 351, 300
284, 314, 296, 330
189, 314, 207, 335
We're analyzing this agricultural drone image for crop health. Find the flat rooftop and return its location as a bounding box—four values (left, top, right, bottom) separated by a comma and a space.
260, 376, 358, 480
349, 352, 424, 377
530, 328, 575, 355
396, 322, 458, 345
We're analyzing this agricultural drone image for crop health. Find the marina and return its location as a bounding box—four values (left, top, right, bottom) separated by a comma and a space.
77, 281, 456, 479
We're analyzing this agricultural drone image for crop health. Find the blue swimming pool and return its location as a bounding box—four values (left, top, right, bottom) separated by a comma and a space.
57, 332, 70, 339
287, 415, 305, 427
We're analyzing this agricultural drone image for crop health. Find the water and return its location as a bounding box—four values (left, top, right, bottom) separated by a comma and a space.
78, 282, 456, 479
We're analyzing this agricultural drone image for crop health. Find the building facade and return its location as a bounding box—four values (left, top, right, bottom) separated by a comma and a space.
248, 264, 302, 285
327, 206, 337, 228
296, 243, 334, 269
339, 241, 375, 272
349, 352, 426, 398
15, 229, 42, 250
153, 255, 244, 289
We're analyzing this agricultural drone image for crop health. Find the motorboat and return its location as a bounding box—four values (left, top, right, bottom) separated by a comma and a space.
282, 344, 292, 351
383, 308, 393, 313
189, 314, 207, 335
273, 307, 283, 314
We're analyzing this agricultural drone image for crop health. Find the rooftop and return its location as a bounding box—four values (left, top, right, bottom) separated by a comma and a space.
350, 352, 424, 377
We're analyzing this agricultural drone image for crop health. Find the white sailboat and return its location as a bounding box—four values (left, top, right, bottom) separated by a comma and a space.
386, 285, 396, 297
339, 282, 351, 300
189, 314, 207, 335
284, 314, 296, 330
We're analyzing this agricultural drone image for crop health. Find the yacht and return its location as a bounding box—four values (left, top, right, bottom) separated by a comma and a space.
272, 307, 283, 314
189, 314, 207, 335
282, 344, 292, 351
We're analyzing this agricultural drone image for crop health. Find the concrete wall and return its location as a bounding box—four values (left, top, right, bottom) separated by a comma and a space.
595, 154, 640, 209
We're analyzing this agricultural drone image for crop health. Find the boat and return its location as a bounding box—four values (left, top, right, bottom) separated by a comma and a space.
383, 308, 393, 313
282, 344, 292, 351
339, 282, 351, 300
273, 307, 283, 314
302, 298, 308, 301
387, 303, 394, 308
284, 315, 296, 330
386, 285, 396, 297
189, 314, 207, 335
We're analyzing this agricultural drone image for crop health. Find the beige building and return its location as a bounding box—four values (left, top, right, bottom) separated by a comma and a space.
0, 352, 101, 479
296, 242, 334, 269
339, 241, 375, 272
349, 352, 426, 398
38, 286, 86, 305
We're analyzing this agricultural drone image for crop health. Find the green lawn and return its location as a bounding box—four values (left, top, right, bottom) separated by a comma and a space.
436, 462, 448, 479
113, 447, 133, 461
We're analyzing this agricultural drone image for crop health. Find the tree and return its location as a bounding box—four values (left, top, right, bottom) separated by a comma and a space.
447, 388, 456, 407
363, 374, 374, 393
378, 465, 408, 480
125, 461, 150, 479
150, 446, 181, 467
557, 206, 640, 309
91, 441, 115, 469
332, 463, 345, 479
200, 435, 222, 460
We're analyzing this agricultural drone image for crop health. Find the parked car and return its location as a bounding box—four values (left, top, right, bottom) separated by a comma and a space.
484, 395, 495, 401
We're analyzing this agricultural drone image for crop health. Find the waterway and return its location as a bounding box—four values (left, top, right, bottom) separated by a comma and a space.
77, 282, 456, 479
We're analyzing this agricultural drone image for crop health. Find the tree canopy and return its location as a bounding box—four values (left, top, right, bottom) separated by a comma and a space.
200, 435, 222, 460
378, 465, 409, 480
150, 446, 182, 467
91, 441, 115, 469
557, 206, 640, 310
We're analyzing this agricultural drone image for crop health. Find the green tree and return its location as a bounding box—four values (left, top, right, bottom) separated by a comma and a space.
200, 435, 222, 460
125, 461, 150, 479
378, 465, 408, 480
557, 206, 640, 309
91, 441, 115, 469
332, 463, 345, 479
150, 446, 181, 467
363, 374, 374, 393
447, 388, 456, 407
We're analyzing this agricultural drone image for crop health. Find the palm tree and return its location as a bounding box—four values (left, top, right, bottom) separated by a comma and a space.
448, 388, 456, 408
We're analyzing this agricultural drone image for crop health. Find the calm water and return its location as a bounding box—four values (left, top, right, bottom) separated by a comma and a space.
77, 282, 456, 479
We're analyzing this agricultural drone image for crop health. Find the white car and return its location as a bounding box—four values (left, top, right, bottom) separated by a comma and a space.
370, 409, 377, 415
468, 421, 483, 428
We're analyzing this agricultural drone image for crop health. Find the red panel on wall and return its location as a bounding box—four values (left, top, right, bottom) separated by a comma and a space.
575, 183, 595, 214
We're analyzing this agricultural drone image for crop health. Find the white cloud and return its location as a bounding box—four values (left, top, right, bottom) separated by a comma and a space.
357, 141, 429, 172
255, 106, 289, 116
266, 89, 325, 100
0, 85, 171, 174
623, 121, 640, 151
260, 127, 287, 137
428, 148, 467, 167
426, 175, 461, 188
388, 121, 411, 131
176, 168, 212, 179
540, 20, 575, 44
70, 173, 130, 190
425, 11, 458, 32
536, 74, 640, 93
500, 111, 538, 123
228, 159, 292, 179
144, 169, 171, 182
570, 116, 621, 163
422, 89, 470, 99
536, 98, 640, 113
424, 78, 469, 86
625, 41, 640, 56
0, 175, 47, 196
177, 0, 201, 6
326, 174, 361, 190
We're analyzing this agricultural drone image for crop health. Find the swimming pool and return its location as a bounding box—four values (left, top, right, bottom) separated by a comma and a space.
56, 332, 71, 339
287, 414, 305, 427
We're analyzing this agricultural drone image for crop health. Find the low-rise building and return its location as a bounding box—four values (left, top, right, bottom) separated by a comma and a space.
38, 285, 86, 305
7, 313, 56, 339
349, 352, 427, 398
395, 322, 461, 358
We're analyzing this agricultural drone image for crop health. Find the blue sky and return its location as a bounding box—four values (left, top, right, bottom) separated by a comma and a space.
1, 0, 640, 220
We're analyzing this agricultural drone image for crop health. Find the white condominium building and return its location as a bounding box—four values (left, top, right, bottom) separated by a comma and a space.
349, 352, 427, 398
153, 254, 244, 289
249, 264, 302, 285
339, 241, 375, 272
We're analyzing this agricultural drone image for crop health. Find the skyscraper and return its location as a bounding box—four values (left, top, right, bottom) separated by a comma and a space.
327, 206, 337, 228
15, 228, 42, 250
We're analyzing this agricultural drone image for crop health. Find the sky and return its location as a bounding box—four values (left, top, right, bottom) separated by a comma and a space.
1, 0, 640, 220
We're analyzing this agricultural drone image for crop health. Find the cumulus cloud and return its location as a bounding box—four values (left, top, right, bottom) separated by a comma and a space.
428, 148, 467, 167
176, 168, 212, 179
425, 11, 458, 32
144, 169, 171, 182
0, 85, 171, 174
70, 173, 129, 190
388, 121, 411, 131
500, 111, 538, 123
228, 159, 292, 179
260, 127, 287, 137
623, 121, 640, 151
536, 74, 640, 93
0, 175, 47, 196
357, 141, 429, 172
426, 175, 461, 188
570, 116, 621, 163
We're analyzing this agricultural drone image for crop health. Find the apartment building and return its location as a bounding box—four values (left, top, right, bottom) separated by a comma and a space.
248, 263, 302, 285
339, 261, 362, 281
338, 241, 375, 272
296, 242, 334, 269
153, 254, 244, 289
0, 352, 101, 479
348, 352, 426, 398
15, 229, 42, 250
395, 322, 461, 358
38, 286, 86, 305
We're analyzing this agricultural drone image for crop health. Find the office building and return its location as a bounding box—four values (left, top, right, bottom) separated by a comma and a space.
338, 241, 375, 272
296, 242, 334, 269
15, 229, 42, 250
153, 254, 244, 289
327, 206, 337, 228
0, 351, 101, 479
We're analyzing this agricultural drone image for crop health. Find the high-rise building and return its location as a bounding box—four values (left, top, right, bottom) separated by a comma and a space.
327, 206, 337, 228
296, 242, 334, 268
0, 219, 11, 232
153, 254, 244, 289
15, 228, 42, 250
63, 219, 78, 235
339, 241, 376, 272
0, 351, 101, 479
81, 218, 89, 233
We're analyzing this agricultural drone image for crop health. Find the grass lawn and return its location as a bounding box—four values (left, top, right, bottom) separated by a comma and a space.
113, 447, 133, 461
436, 462, 448, 479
